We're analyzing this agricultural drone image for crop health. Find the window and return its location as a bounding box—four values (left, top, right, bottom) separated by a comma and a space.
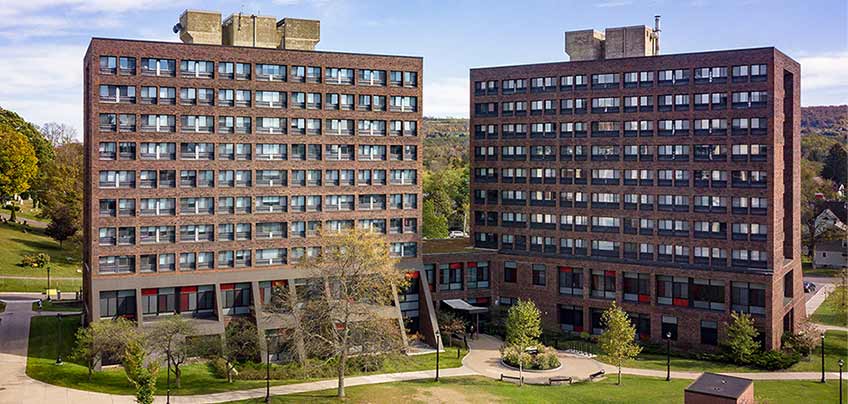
657, 276, 688, 306
590, 270, 615, 299
623, 272, 650, 303
558, 266, 582, 296
531, 264, 546, 286
559, 304, 584, 332
467, 262, 490, 289
99, 290, 136, 318
504, 261, 517, 283
691, 279, 726, 311
701, 320, 718, 345
221, 283, 252, 315
732, 282, 766, 315
439, 263, 463, 291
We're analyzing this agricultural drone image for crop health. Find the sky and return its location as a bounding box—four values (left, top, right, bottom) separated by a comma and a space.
0, 0, 846, 137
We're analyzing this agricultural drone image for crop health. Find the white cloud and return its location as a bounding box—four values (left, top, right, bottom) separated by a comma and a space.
798, 52, 848, 106
424, 77, 468, 118
0, 44, 86, 133
594, 0, 633, 8
0, 0, 179, 15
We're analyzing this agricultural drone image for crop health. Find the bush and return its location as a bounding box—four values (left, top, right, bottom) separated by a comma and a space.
20, 253, 50, 268
208, 358, 229, 379
751, 350, 800, 370
500, 344, 560, 370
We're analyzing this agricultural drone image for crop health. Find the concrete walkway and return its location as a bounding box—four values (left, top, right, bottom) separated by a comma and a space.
806, 283, 836, 316
0, 214, 48, 229
465, 334, 843, 383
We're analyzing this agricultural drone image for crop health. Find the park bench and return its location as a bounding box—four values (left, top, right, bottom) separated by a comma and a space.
500, 373, 523, 385
548, 376, 573, 385
589, 369, 606, 381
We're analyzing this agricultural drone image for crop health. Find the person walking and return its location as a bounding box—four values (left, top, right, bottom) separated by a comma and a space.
37, 299, 43, 314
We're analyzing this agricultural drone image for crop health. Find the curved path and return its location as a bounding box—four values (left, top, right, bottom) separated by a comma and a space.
0, 294, 842, 403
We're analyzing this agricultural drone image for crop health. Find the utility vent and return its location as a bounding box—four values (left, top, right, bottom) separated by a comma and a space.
175, 10, 320, 51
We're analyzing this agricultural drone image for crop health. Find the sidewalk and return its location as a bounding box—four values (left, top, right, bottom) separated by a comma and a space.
806, 283, 835, 316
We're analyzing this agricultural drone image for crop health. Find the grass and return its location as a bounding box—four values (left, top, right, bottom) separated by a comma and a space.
589, 330, 848, 373
0, 277, 82, 293
12, 199, 47, 223
802, 259, 846, 277
811, 286, 848, 327
32, 299, 83, 312
226, 375, 847, 404
26, 315, 464, 396
0, 222, 82, 278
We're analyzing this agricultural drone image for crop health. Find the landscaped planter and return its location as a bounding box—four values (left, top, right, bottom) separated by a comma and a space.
499, 358, 563, 373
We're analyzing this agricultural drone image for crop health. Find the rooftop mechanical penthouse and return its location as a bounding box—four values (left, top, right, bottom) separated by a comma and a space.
83, 10, 424, 354
443, 22, 802, 350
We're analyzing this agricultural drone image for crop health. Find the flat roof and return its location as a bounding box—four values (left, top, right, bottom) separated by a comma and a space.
422, 238, 476, 255
685, 372, 752, 399
470, 46, 794, 71
88, 37, 423, 60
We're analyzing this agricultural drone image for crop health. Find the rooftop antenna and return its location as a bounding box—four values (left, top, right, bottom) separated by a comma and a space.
653, 15, 661, 55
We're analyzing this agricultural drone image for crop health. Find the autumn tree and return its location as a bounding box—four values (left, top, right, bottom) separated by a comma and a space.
71, 318, 138, 379
267, 228, 408, 398
0, 108, 53, 207
0, 125, 38, 221
598, 302, 641, 385
45, 205, 77, 247
146, 315, 197, 389
39, 141, 83, 233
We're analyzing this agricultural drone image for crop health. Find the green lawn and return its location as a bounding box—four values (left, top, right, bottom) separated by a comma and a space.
33, 299, 83, 312
226, 375, 847, 404
26, 315, 464, 396
811, 286, 848, 327
13, 199, 47, 223
802, 259, 846, 277
0, 222, 81, 278
0, 277, 82, 293
591, 330, 847, 373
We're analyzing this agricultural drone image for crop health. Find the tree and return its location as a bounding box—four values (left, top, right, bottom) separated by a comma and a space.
220, 317, 260, 383
821, 143, 848, 185
422, 199, 449, 239
0, 126, 38, 221
598, 302, 641, 385
722, 312, 760, 365
39, 142, 83, 230
123, 339, 159, 404
45, 205, 77, 247
783, 317, 819, 357
0, 108, 53, 207
71, 318, 138, 379
266, 228, 407, 398
146, 315, 196, 389
436, 310, 467, 348
505, 299, 542, 349
40, 122, 78, 147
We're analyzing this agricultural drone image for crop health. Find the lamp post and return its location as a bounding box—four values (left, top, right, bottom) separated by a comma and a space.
821, 333, 826, 383
46, 265, 51, 301
166, 349, 171, 404
839, 359, 844, 404
665, 331, 671, 381
55, 313, 63, 365
434, 330, 441, 382
265, 335, 271, 404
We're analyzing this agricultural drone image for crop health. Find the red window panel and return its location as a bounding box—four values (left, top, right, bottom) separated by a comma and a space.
559, 266, 572, 273
638, 294, 651, 303
672, 298, 689, 307
179, 293, 191, 312
604, 270, 616, 277
180, 286, 197, 293
405, 271, 419, 279
449, 262, 462, 269
142, 288, 158, 296
476, 297, 490, 304
272, 280, 288, 287
574, 325, 584, 332
466, 262, 477, 268
220, 283, 234, 290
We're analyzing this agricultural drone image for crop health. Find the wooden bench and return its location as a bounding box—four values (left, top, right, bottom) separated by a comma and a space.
548, 376, 573, 385
500, 373, 523, 384
589, 370, 606, 381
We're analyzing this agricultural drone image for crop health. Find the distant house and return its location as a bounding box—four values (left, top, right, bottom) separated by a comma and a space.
814, 201, 848, 236
814, 239, 848, 268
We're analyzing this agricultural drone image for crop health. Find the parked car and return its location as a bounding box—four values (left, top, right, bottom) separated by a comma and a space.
448, 230, 467, 239
804, 281, 816, 293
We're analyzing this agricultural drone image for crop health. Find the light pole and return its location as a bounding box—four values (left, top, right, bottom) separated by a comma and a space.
55, 313, 63, 365
434, 330, 441, 382
46, 265, 51, 300
265, 335, 271, 404
839, 359, 844, 404
665, 331, 671, 381
821, 333, 826, 383
166, 348, 171, 404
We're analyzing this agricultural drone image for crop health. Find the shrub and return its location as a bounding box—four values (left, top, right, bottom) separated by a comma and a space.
20, 253, 50, 268
500, 344, 560, 370
751, 350, 800, 370
208, 358, 229, 379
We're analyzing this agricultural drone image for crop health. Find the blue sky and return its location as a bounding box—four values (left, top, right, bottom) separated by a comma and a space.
0, 0, 845, 136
